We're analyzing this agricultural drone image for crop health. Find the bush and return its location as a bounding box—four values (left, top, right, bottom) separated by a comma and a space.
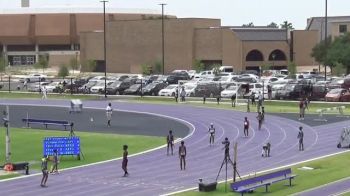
58, 64, 69, 78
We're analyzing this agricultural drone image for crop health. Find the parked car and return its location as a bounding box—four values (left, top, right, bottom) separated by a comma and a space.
275, 83, 303, 100
106, 78, 135, 95
158, 84, 178, 96
221, 83, 239, 98
311, 85, 328, 101
90, 81, 114, 94
45, 81, 61, 93
194, 70, 214, 79
187, 70, 196, 79
194, 82, 221, 97
325, 88, 350, 102
184, 83, 198, 97
78, 81, 98, 93
141, 82, 168, 96
27, 82, 50, 92
20, 74, 47, 83
123, 84, 142, 95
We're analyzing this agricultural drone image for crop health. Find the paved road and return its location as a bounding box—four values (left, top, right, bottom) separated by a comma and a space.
0, 99, 349, 196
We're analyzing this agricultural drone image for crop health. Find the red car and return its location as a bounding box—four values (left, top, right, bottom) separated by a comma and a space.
325, 88, 350, 102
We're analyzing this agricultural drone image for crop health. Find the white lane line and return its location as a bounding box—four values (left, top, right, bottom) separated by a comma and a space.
290, 176, 350, 196
0, 103, 196, 183
161, 150, 350, 196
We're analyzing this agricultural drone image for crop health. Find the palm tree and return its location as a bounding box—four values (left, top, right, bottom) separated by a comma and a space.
280, 21, 294, 30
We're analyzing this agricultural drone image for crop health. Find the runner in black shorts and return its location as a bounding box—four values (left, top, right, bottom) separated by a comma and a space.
243, 117, 249, 137
179, 141, 187, 170
166, 130, 174, 155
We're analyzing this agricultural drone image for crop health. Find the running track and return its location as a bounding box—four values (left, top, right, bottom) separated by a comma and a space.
0, 99, 349, 196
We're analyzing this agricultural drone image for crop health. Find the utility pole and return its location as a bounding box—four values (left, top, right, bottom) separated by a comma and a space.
324, 0, 328, 81
159, 3, 166, 75
101, 0, 108, 98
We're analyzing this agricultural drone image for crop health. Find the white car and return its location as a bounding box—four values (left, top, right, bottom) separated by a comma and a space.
45, 81, 61, 93
28, 82, 50, 92
20, 74, 47, 83
158, 84, 178, 96
90, 81, 114, 94
221, 84, 239, 98
194, 70, 215, 79
184, 83, 198, 97
89, 76, 117, 82
187, 70, 196, 79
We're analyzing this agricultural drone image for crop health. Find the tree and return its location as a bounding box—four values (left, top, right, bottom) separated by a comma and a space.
154, 60, 163, 74
81, 59, 97, 73
140, 64, 151, 75
0, 56, 6, 81
69, 57, 79, 75
280, 21, 294, 30
267, 22, 279, 28
326, 33, 350, 74
34, 55, 49, 73
287, 61, 297, 77
333, 62, 345, 77
211, 64, 221, 76
58, 64, 69, 78
192, 59, 205, 73
242, 22, 254, 27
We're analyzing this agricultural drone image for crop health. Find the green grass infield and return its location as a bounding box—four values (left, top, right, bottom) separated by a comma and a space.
176, 151, 350, 196
0, 128, 164, 179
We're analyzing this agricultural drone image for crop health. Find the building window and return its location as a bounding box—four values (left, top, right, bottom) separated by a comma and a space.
339, 25, 347, 33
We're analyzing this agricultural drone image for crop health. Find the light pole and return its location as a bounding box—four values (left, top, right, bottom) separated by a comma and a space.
101, 0, 108, 98
324, 0, 328, 81
159, 3, 166, 75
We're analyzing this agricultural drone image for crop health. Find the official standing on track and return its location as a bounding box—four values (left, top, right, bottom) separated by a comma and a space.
257, 112, 263, 130
40, 155, 49, 187
208, 123, 215, 145
297, 126, 304, 151
179, 141, 187, 170
243, 117, 249, 137
50, 149, 59, 174
106, 102, 113, 127
299, 99, 306, 120
122, 145, 129, 177
166, 130, 174, 155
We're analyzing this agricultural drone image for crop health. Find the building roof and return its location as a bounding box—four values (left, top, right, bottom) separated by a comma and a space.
0, 7, 159, 15
230, 28, 288, 41
306, 16, 350, 30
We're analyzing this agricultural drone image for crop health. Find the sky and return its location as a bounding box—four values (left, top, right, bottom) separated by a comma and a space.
0, 0, 349, 29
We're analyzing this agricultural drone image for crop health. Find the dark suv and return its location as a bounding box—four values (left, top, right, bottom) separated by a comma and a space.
106, 78, 135, 95
194, 82, 221, 97
141, 82, 168, 96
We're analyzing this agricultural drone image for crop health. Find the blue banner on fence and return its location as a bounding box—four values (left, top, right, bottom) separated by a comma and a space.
43, 137, 80, 156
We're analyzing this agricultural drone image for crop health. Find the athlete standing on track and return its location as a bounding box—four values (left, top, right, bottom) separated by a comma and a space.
257, 112, 263, 130
297, 126, 304, 151
40, 155, 49, 187
208, 123, 215, 145
179, 141, 187, 170
243, 117, 249, 137
106, 102, 113, 127
122, 145, 129, 177
50, 149, 59, 174
166, 130, 174, 155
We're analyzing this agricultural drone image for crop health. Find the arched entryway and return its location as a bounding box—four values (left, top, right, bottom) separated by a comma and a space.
246, 50, 264, 61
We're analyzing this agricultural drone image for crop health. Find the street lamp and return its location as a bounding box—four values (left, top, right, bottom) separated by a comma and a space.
101, 0, 108, 98
159, 3, 166, 75
324, 0, 328, 81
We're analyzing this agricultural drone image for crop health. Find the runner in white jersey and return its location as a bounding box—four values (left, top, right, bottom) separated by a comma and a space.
208, 123, 215, 145
106, 102, 113, 127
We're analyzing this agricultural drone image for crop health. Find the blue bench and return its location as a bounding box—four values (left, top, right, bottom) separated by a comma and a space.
231, 168, 296, 196
22, 118, 72, 130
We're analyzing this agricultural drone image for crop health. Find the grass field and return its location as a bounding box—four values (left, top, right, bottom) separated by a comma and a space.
0, 128, 164, 179
176, 151, 350, 196
1, 91, 350, 114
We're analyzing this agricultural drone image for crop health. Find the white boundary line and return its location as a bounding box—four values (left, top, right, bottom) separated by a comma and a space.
161, 150, 350, 196
0, 103, 196, 182
290, 176, 350, 196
